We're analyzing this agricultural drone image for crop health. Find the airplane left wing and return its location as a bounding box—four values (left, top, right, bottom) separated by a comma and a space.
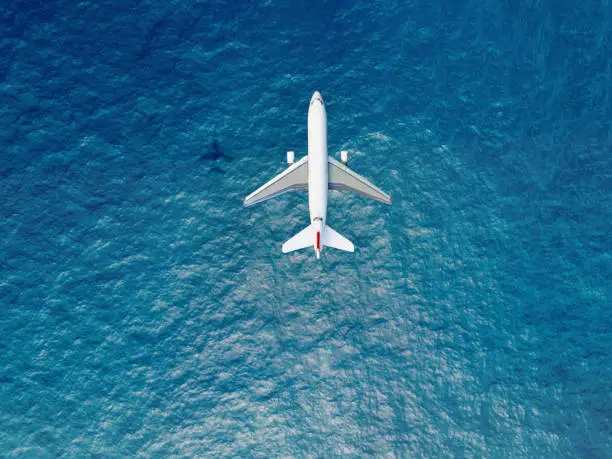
243, 156, 309, 207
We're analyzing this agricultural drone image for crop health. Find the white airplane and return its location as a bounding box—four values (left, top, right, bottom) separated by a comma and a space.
243, 91, 391, 258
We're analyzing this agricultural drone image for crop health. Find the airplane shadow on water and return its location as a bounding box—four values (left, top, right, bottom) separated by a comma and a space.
200, 139, 233, 162
198, 139, 233, 174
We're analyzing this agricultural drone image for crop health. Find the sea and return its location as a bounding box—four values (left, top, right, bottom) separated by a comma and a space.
1, 0, 611, 456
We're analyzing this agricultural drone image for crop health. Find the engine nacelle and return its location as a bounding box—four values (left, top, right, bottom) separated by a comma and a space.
287, 151, 295, 166
340, 150, 349, 164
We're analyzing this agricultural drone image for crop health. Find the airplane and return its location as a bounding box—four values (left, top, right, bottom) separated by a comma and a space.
243, 91, 391, 259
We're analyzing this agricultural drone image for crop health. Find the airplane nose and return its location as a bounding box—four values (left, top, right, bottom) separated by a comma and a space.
311, 91, 323, 105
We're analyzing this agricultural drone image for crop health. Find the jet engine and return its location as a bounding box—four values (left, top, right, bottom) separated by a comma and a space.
340, 150, 348, 165
287, 151, 295, 166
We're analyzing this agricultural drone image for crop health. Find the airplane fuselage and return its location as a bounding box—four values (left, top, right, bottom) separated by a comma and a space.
307, 91, 327, 258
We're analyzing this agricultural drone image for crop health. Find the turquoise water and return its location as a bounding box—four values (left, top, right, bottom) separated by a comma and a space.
1, 0, 611, 456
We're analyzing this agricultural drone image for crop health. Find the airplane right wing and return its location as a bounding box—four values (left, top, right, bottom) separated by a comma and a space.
328, 157, 392, 204
243, 156, 309, 207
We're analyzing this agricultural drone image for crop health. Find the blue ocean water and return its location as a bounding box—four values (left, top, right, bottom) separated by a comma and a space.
1, 0, 611, 456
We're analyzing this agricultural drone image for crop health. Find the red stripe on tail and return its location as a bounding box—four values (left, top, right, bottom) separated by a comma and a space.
316, 231, 321, 250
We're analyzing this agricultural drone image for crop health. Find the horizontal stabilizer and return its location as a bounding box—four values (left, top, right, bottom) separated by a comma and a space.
328, 157, 391, 204
282, 224, 314, 253
322, 226, 354, 252
244, 156, 308, 207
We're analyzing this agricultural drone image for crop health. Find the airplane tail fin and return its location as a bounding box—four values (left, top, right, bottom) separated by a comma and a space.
282, 224, 355, 255
282, 224, 314, 253
322, 226, 354, 252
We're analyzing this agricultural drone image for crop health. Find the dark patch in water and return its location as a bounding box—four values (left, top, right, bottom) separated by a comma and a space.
201, 139, 232, 162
